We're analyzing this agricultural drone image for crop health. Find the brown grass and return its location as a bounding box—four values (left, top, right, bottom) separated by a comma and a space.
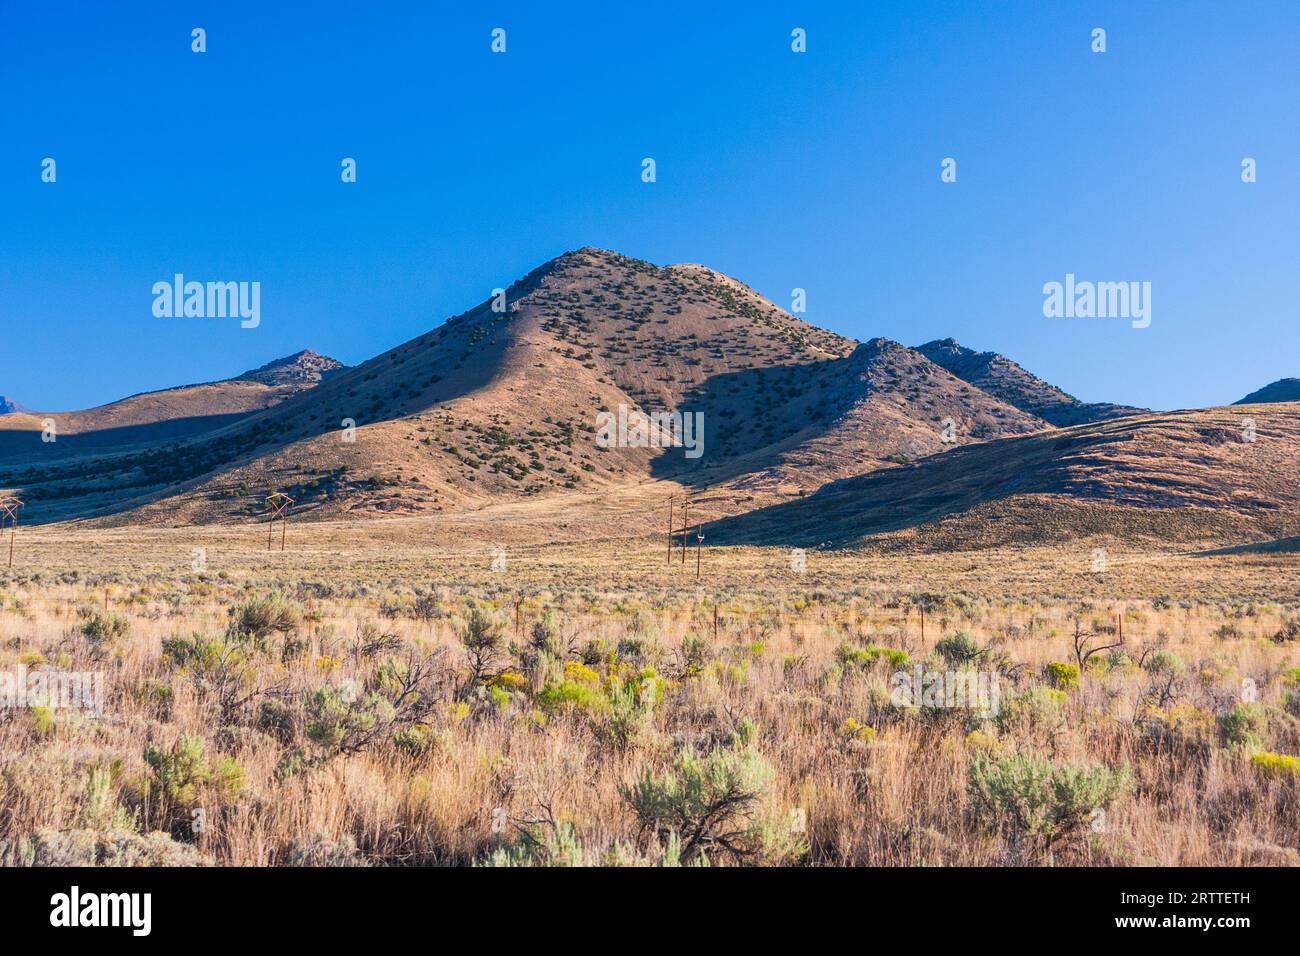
0, 521, 1297, 867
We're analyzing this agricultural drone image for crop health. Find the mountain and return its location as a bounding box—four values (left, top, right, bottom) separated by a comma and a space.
0, 249, 1044, 524
3, 248, 1254, 542
0, 397, 27, 415
1234, 378, 1300, 405
915, 338, 1143, 426
0, 350, 348, 461
705, 405, 1300, 550
712, 337, 1047, 494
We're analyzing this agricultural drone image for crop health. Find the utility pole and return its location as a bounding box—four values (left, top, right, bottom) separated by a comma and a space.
681, 497, 689, 565
263, 493, 295, 552
667, 496, 674, 566
0, 497, 22, 569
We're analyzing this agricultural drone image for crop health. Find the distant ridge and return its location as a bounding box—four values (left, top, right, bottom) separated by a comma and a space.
705, 405, 1300, 550
915, 338, 1143, 427
1234, 378, 1300, 405
0, 349, 348, 463
0, 397, 28, 415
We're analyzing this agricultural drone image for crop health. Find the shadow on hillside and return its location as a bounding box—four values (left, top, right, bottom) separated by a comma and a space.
696, 429, 1082, 548
645, 355, 855, 487
0, 413, 256, 462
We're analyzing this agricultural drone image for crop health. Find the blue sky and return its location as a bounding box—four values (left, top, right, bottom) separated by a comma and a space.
2, 1, 1297, 411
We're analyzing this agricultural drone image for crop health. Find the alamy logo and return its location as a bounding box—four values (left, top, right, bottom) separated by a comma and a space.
1, 665, 104, 715
50, 886, 151, 936
152, 274, 261, 328
890, 665, 1001, 718
595, 404, 704, 459
1042, 273, 1150, 329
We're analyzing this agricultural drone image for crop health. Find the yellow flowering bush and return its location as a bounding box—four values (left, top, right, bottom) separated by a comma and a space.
1044, 661, 1080, 690
1250, 751, 1300, 779
839, 717, 875, 743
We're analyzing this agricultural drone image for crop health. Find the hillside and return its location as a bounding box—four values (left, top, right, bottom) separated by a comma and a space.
705, 405, 1300, 550
6, 249, 1266, 543
0, 249, 1046, 524
712, 337, 1047, 494
1235, 378, 1300, 405
915, 338, 1143, 426
0, 397, 27, 415
0, 350, 348, 462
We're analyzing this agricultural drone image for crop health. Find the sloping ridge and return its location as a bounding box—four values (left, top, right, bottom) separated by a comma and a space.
700, 338, 1048, 494
705, 404, 1300, 550
0, 349, 349, 461
916, 338, 1143, 426
1235, 378, 1300, 405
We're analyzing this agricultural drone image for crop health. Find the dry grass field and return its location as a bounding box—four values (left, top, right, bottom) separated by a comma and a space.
2, 509, 1297, 867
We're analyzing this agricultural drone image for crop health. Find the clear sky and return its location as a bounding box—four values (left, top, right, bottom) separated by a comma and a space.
2, 1, 1297, 412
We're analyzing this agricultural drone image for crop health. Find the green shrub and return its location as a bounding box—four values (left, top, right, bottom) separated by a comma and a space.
256, 699, 299, 744
836, 642, 909, 669
996, 686, 1067, 735
1285, 690, 1300, 720
935, 631, 992, 667
304, 686, 393, 755
481, 820, 585, 868
594, 676, 656, 749
529, 611, 562, 657
459, 606, 505, 699
393, 723, 444, 757
143, 734, 244, 820
1044, 661, 1080, 690
1144, 650, 1184, 674
967, 751, 1130, 858
29, 705, 53, 736
81, 765, 138, 832
536, 678, 605, 713
162, 633, 257, 722
623, 745, 779, 864
676, 634, 710, 679
226, 593, 301, 644
77, 608, 129, 647
1218, 702, 1267, 751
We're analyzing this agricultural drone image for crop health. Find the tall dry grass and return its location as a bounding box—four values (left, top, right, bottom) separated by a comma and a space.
0, 577, 1297, 866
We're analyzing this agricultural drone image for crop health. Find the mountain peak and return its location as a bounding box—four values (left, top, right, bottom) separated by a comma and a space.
1235, 378, 1300, 405
915, 338, 1143, 427
918, 338, 989, 360
0, 396, 28, 415
236, 350, 347, 387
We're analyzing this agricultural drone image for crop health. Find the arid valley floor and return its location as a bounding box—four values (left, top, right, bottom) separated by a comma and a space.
2, 495, 1298, 867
